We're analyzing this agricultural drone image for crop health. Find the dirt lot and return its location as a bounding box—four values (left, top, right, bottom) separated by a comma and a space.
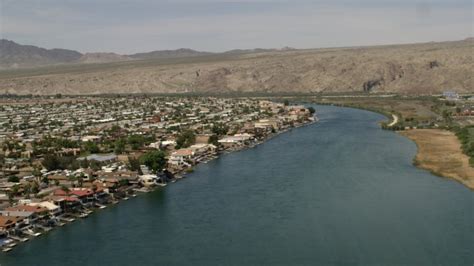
400, 129, 474, 189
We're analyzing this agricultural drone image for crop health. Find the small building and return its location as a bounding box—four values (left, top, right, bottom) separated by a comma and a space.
78, 154, 117, 163
138, 175, 160, 187
169, 149, 194, 166
0, 210, 37, 226
443, 91, 459, 100
0, 215, 24, 234
27, 202, 62, 217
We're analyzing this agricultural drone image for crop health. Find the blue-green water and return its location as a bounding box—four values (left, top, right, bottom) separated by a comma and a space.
2, 105, 473, 265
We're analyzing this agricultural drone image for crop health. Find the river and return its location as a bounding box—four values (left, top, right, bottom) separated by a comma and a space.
2, 105, 473, 265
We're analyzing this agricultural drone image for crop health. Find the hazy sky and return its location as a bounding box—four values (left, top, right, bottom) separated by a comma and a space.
0, 0, 472, 54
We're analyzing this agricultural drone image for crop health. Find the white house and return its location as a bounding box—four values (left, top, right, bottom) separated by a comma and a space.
169, 149, 194, 166
28, 201, 62, 217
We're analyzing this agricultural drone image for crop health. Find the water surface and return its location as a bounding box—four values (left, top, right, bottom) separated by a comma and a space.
2, 105, 473, 265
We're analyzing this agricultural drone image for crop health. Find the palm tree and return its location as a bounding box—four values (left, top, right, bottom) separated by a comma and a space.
7, 191, 14, 206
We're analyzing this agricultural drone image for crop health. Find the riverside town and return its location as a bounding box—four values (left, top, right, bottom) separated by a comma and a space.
0, 96, 316, 252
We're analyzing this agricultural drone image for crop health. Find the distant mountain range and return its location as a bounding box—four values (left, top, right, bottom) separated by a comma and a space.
0, 39, 82, 69
0, 38, 472, 95
0, 39, 294, 69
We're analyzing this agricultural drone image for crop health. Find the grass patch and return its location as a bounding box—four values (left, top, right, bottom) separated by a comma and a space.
453, 125, 474, 167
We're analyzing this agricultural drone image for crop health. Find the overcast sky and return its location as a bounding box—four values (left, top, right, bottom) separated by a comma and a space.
0, 0, 472, 54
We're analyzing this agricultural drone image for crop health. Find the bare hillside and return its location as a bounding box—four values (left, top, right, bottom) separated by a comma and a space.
0, 39, 472, 95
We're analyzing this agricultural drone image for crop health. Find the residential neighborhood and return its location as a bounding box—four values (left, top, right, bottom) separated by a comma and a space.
0, 96, 316, 252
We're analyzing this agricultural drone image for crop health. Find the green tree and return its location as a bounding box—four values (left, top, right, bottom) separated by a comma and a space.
31, 182, 40, 194
42, 154, 61, 171
140, 150, 167, 173
119, 179, 130, 187
307, 107, 316, 114
176, 130, 196, 149
128, 135, 147, 150
208, 135, 219, 146
84, 141, 100, 154
7, 191, 14, 205
211, 124, 229, 137
114, 138, 126, 154
7, 176, 19, 183
128, 156, 141, 172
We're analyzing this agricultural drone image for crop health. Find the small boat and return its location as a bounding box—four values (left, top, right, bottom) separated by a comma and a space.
2, 247, 13, 253
24, 229, 42, 237
95, 204, 107, 209
36, 225, 52, 232
10, 237, 28, 243
79, 213, 89, 218
59, 217, 75, 223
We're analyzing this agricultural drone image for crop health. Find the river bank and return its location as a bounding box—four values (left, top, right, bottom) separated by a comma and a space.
0, 111, 318, 254
307, 97, 474, 190
5, 105, 473, 266
400, 129, 474, 189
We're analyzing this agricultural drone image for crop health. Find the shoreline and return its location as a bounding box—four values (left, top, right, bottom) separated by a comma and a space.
311, 101, 474, 190
1, 115, 318, 253
399, 129, 474, 190
173, 116, 318, 177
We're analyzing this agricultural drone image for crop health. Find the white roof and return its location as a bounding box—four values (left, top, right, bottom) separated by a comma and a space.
29, 202, 60, 211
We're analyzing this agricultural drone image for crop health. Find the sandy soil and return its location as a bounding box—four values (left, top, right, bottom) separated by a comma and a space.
400, 129, 474, 190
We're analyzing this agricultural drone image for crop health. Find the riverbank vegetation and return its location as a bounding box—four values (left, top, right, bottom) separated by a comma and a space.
400, 129, 474, 189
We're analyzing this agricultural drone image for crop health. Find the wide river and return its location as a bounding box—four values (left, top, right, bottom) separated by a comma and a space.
2, 105, 473, 265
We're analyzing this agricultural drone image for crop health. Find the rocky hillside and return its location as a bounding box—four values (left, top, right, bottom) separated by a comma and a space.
0, 39, 472, 95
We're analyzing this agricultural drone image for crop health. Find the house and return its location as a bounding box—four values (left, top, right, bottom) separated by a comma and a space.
0, 210, 37, 225
138, 175, 160, 187
54, 187, 105, 206
0, 215, 24, 234
5, 205, 49, 219
161, 140, 177, 148
81, 135, 101, 142
218, 134, 254, 147
189, 144, 216, 155
50, 196, 81, 212
254, 119, 280, 130
169, 149, 194, 166
148, 141, 161, 149
27, 201, 62, 217
47, 174, 69, 185
443, 91, 459, 100
78, 154, 117, 163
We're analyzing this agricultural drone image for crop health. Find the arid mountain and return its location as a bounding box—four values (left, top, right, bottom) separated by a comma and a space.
0, 39, 214, 69
0, 39, 82, 69
130, 48, 213, 60
0, 39, 472, 95
79, 53, 132, 63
